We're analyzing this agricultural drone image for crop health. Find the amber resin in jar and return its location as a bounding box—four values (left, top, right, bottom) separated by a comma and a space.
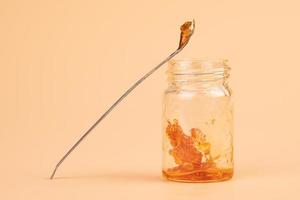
162, 59, 233, 182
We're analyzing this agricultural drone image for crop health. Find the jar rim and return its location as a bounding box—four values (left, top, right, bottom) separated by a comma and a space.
168, 58, 230, 76
170, 58, 228, 63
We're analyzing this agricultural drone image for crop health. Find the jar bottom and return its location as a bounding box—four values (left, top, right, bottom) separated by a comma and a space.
162, 168, 233, 183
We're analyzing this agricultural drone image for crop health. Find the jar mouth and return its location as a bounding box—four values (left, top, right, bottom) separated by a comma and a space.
168, 58, 230, 75
167, 58, 230, 83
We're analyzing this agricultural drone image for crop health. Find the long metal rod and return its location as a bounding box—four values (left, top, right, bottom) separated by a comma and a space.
50, 49, 182, 179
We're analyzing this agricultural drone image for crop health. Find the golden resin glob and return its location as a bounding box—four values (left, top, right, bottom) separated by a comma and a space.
163, 119, 233, 182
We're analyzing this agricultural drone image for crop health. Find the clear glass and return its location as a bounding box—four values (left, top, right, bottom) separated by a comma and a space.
162, 59, 233, 182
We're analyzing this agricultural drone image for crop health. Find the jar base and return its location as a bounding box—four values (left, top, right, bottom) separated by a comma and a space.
162, 168, 233, 183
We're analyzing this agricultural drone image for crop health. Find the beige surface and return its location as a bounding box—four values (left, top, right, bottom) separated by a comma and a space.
1, 0, 300, 199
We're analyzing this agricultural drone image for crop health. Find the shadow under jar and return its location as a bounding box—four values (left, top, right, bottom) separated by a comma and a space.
162, 59, 233, 183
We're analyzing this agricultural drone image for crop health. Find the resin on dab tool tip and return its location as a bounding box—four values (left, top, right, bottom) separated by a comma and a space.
50, 19, 195, 179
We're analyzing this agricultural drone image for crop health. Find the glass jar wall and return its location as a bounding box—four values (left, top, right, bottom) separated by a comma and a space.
162, 59, 233, 182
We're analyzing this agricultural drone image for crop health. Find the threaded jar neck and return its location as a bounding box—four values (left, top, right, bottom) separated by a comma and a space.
167, 59, 230, 87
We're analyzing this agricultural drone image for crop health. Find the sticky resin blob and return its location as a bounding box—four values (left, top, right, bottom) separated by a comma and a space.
163, 119, 233, 183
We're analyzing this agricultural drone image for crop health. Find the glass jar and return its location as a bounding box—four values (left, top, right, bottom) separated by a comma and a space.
162, 59, 233, 182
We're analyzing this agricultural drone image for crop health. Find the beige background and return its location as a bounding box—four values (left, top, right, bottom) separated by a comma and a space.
1, 0, 300, 199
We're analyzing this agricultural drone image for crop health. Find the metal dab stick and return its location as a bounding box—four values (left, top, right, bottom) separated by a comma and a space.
50, 20, 195, 179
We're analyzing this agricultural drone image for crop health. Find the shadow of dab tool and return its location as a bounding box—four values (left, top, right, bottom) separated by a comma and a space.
50, 20, 195, 179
